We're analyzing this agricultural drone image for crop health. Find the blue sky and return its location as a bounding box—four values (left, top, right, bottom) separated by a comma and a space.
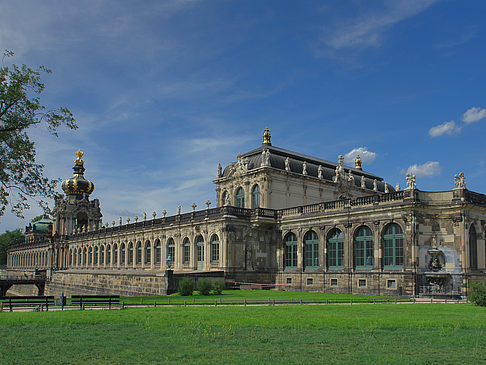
1, 0, 485, 231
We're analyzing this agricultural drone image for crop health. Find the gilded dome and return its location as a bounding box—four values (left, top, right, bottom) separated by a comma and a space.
62, 150, 95, 199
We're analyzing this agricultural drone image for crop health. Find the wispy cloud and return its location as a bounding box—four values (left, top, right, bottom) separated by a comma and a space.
344, 147, 376, 164
429, 120, 461, 137
321, 0, 437, 50
435, 26, 479, 49
406, 161, 440, 177
462, 107, 486, 123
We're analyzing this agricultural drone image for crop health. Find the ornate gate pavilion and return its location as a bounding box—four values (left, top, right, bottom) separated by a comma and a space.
6, 129, 486, 297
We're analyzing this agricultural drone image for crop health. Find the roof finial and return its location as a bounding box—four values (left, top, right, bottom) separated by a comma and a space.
355, 155, 362, 170
263, 127, 271, 146
75, 150, 84, 166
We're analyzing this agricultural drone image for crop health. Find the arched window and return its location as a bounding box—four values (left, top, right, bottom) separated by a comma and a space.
304, 230, 319, 270
235, 187, 245, 208
145, 241, 151, 265
284, 232, 298, 270
79, 249, 82, 266
69, 249, 72, 266
196, 235, 204, 270
73, 249, 77, 266
100, 245, 105, 265
221, 191, 228, 206
154, 240, 161, 265
120, 243, 126, 265
354, 226, 373, 270
113, 244, 118, 265
167, 238, 175, 264
470, 225, 478, 270
128, 242, 134, 265
251, 185, 260, 208
183, 237, 190, 264
136, 242, 142, 265
106, 245, 111, 265
211, 234, 219, 263
94, 246, 99, 266
327, 228, 344, 270
382, 223, 403, 270
88, 247, 92, 265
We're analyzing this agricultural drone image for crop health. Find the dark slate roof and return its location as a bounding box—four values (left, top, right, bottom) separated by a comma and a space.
222, 145, 394, 193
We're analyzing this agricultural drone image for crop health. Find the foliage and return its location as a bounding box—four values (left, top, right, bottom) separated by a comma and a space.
0, 229, 24, 265
197, 279, 212, 295
469, 281, 486, 306
177, 277, 194, 296
0, 50, 77, 218
212, 280, 225, 295
0, 305, 485, 364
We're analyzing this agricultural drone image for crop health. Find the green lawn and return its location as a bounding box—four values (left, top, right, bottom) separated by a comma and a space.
0, 304, 484, 364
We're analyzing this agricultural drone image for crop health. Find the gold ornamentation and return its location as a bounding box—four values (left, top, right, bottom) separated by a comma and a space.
263, 127, 271, 145
75, 150, 84, 166
355, 155, 362, 170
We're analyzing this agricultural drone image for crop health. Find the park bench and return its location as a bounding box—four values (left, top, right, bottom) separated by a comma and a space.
0, 296, 55, 312
71, 295, 120, 309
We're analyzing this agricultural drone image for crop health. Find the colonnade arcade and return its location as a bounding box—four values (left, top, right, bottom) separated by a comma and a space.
67, 233, 222, 271
8, 249, 50, 269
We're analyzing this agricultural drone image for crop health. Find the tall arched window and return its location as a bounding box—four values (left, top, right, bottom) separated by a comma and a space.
145, 241, 151, 265
211, 234, 219, 263
382, 223, 403, 270
128, 242, 133, 265
120, 243, 126, 265
106, 245, 111, 265
94, 246, 99, 266
470, 225, 478, 270
154, 240, 161, 265
100, 245, 105, 265
251, 185, 260, 208
284, 232, 298, 270
136, 242, 142, 265
167, 238, 175, 264
304, 230, 319, 270
69, 249, 72, 266
88, 247, 92, 266
327, 228, 344, 270
113, 244, 118, 265
81, 248, 85, 266
354, 226, 373, 270
183, 237, 190, 264
235, 187, 245, 208
196, 235, 204, 270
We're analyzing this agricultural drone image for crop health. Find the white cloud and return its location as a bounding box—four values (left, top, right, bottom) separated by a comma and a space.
428, 120, 461, 137
344, 147, 376, 164
462, 107, 486, 123
406, 161, 440, 177
323, 0, 437, 50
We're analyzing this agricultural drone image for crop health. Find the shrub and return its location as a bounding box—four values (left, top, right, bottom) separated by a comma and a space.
178, 277, 194, 296
197, 279, 213, 295
212, 280, 225, 295
469, 281, 486, 306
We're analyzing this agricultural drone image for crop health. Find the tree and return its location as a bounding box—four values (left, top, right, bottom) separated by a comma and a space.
0, 229, 24, 265
0, 50, 77, 218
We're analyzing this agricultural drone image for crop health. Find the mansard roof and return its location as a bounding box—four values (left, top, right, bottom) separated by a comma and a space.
222, 144, 394, 193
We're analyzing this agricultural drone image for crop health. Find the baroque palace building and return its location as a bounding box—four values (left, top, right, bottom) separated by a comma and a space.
6, 129, 486, 297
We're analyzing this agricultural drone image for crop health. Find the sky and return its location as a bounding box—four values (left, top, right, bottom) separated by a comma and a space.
1, 0, 485, 232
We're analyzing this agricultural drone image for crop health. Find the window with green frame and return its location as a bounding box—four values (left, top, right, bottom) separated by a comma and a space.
106, 245, 111, 265
128, 242, 133, 265
382, 223, 403, 270
235, 187, 245, 208
120, 243, 125, 264
251, 184, 260, 208
211, 234, 219, 262
183, 238, 190, 264
327, 228, 344, 269
284, 233, 298, 270
136, 242, 142, 265
469, 225, 478, 270
154, 240, 161, 264
94, 246, 98, 265
354, 226, 373, 270
88, 247, 92, 265
144, 241, 151, 265
167, 238, 175, 263
304, 230, 319, 270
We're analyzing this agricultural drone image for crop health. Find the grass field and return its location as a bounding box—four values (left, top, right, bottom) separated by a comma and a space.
0, 302, 485, 364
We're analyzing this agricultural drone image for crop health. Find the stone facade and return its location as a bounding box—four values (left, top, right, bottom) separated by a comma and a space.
6, 131, 486, 297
